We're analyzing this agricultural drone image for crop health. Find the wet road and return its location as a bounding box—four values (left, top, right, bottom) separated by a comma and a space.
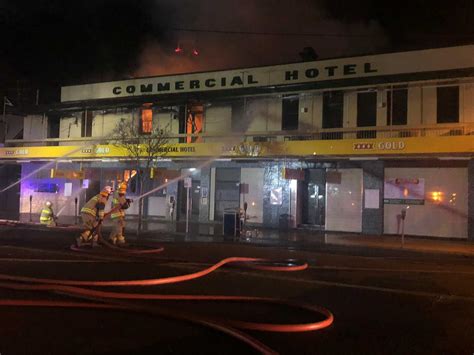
0, 226, 473, 354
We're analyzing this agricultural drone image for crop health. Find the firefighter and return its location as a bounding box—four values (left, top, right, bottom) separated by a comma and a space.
76, 186, 113, 247
108, 182, 131, 246
40, 201, 57, 227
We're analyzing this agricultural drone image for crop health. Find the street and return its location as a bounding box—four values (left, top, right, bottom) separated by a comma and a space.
0, 225, 473, 354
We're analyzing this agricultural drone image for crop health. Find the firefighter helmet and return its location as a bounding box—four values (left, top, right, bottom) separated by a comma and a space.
45, 201, 52, 207
100, 186, 113, 197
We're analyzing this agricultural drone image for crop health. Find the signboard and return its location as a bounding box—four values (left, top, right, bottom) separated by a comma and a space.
61, 45, 474, 102
64, 182, 73, 197
364, 189, 379, 209
184, 177, 192, 188
270, 187, 283, 205
384, 178, 425, 205
239, 183, 249, 194
0, 136, 472, 160
50, 169, 85, 179
282, 168, 305, 181
150, 168, 181, 180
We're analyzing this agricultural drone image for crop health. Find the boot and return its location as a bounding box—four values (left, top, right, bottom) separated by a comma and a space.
116, 235, 128, 247
75, 237, 84, 248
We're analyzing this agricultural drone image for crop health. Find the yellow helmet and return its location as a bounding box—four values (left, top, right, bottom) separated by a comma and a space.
100, 186, 113, 197
118, 182, 127, 194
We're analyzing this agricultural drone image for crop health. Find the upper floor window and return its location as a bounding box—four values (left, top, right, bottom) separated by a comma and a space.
437, 86, 459, 123
322, 91, 344, 139
282, 95, 299, 131
187, 104, 203, 143
141, 106, 153, 134
81, 110, 92, 137
357, 91, 376, 138
387, 87, 408, 126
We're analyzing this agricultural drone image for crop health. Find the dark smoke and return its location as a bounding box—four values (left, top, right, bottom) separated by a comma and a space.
134, 0, 388, 77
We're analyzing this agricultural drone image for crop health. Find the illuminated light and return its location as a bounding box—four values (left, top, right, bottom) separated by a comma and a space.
403, 188, 409, 197
351, 202, 355, 206
189, 168, 196, 172
251, 202, 256, 206
174, 45, 183, 53
165, 178, 168, 183
452, 193, 457, 197
348, 191, 352, 195
406, 206, 410, 209
192, 48, 199, 56
313, 152, 316, 155
430, 191, 443, 203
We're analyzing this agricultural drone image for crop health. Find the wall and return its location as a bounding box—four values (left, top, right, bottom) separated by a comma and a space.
59, 115, 82, 144
299, 93, 322, 131
421, 87, 437, 125
384, 167, 468, 238
343, 91, 357, 138
245, 98, 282, 132
461, 83, 474, 123
23, 115, 47, 143
204, 106, 232, 141
407, 86, 422, 125
92, 112, 130, 137
325, 168, 363, 232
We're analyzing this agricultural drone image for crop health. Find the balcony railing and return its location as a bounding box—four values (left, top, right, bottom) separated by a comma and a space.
5, 122, 474, 147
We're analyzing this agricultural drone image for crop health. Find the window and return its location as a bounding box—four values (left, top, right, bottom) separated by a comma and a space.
141, 108, 153, 133
282, 96, 299, 131
387, 88, 408, 126
437, 86, 459, 123
81, 110, 92, 137
231, 100, 245, 132
357, 91, 377, 138
186, 104, 203, 143
124, 169, 138, 193
322, 91, 343, 139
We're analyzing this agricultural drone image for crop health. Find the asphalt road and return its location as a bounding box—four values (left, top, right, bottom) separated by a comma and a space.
0, 226, 473, 354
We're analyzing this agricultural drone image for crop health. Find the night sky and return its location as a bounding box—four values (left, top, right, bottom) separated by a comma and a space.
0, 0, 472, 104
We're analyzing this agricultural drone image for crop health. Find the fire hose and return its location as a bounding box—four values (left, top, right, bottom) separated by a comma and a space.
0, 253, 333, 353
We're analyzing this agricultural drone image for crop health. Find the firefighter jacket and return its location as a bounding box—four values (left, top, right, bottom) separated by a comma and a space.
40, 207, 54, 224
111, 192, 130, 219
81, 194, 107, 219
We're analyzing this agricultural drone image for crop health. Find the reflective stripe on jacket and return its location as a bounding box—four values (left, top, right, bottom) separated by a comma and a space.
81, 195, 106, 219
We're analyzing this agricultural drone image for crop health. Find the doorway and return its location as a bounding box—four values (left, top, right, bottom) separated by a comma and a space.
301, 169, 326, 227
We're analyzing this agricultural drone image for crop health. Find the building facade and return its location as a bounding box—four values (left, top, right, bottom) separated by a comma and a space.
2, 45, 474, 239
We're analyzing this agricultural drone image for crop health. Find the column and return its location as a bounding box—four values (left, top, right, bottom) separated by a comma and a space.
362, 160, 384, 235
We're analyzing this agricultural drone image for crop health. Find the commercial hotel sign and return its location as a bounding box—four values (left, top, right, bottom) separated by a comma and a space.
61, 45, 474, 102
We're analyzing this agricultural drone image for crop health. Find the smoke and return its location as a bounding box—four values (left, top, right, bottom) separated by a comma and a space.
134, 0, 388, 77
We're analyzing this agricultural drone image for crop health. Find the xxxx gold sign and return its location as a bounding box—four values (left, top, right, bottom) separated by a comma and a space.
0, 136, 472, 160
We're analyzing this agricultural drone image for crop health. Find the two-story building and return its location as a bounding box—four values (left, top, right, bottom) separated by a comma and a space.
2, 44, 473, 239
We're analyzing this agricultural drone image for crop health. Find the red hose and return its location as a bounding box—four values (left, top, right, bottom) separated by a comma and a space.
0, 255, 333, 353
0, 257, 304, 286
0, 298, 277, 355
